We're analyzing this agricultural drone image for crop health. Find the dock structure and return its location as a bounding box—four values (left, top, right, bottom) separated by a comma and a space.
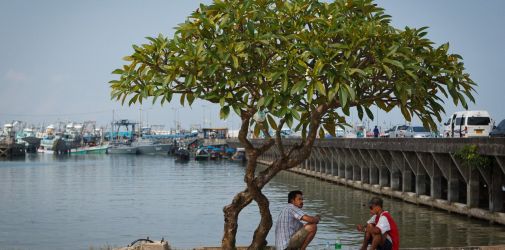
227, 138, 505, 225
0, 140, 25, 158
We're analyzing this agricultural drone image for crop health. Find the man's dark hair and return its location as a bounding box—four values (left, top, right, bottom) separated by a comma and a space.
288, 190, 303, 203
368, 197, 383, 208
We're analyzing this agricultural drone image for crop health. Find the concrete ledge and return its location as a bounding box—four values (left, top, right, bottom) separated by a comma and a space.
258, 161, 505, 226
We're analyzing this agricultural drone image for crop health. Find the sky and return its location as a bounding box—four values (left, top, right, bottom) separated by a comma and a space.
1, 0, 504, 132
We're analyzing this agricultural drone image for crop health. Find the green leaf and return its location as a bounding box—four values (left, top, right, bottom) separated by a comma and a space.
350, 68, 366, 76
364, 106, 374, 120
405, 70, 418, 81
220, 106, 230, 119
339, 87, 349, 107
382, 64, 392, 79
400, 106, 412, 121
180, 93, 186, 106
313, 60, 324, 75
128, 94, 139, 106
307, 83, 314, 104
257, 97, 265, 108
286, 114, 293, 128
112, 69, 124, 74
290, 109, 301, 120
323, 122, 336, 137
267, 114, 278, 130
357, 105, 364, 120
253, 123, 261, 138
314, 81, 326, 96
232, 55, 239, 69
187, 93, 195, 105
291, 80, 307, 95
383, 58, 404, 69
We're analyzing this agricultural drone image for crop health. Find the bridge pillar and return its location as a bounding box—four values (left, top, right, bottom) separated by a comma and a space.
417, 152, 442, 199
467, 169, 480, 208
358, 149, 370, 184
493, 156, 505, 212
388, 151, 402, 191
433, 153, 460, 203
380, 168, 389, 187
490, 163, 504, 212
416, 174, 427, 196
403, 170, 414, 193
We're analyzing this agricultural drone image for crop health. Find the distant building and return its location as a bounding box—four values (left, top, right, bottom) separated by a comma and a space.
202, 128, 228, 139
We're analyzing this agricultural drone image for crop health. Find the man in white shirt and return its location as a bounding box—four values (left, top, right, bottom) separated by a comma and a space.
356, 197, 399, 250
275, 190, 320, 250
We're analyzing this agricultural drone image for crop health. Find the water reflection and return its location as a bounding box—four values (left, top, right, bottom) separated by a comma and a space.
0, 155, 504, 250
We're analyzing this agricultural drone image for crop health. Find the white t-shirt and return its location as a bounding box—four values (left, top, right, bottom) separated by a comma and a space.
367, 212, 392, 241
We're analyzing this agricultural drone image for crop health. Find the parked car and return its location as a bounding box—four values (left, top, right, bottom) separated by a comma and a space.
405, 126, 432, 138
490, 119, 505, 137
381, 128, 393, 138
444, 110, 493, 137
389, 125, 409, 138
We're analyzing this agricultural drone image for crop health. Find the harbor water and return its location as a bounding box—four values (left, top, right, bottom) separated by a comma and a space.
1, 154, 505, 249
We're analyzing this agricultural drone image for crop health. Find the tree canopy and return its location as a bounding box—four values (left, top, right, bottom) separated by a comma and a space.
110, 0, 476, 248
111, 0, 475, 137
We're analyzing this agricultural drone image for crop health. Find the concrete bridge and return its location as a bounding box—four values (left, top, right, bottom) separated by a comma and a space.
227, 138, 505, 225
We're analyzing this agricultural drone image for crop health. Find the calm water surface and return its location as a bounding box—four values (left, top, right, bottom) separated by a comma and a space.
0, 154, 504, 250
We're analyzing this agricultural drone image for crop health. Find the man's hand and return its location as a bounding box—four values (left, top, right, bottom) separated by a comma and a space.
356, 224, 364, 232
301, 214, 321, 224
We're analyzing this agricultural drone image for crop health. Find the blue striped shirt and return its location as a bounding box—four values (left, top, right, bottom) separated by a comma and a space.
275, 204, 306, 250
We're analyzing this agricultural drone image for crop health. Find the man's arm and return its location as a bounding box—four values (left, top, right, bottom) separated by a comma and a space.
301, 214, 320, 224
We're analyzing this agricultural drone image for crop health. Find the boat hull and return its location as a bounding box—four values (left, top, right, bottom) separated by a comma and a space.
71, 145, 109, 155
107, 146, 138, 154
137, 144, 172, 155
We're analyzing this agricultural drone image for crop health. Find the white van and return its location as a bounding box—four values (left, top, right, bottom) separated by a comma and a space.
444, 110, 493, 137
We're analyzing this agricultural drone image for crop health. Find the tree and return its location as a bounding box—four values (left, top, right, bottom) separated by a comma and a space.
110, 0, 475, 248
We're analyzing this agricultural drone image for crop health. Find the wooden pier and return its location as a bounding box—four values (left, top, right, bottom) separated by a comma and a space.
0, 140, 25, 158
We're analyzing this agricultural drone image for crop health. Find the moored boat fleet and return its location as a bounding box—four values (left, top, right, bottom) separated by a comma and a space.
0, 119, 246, 161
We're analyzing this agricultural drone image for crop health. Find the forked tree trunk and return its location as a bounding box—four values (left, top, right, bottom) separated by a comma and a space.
249, 190, 272, 249
222, 108, 323, 249
222, 190, 253, 249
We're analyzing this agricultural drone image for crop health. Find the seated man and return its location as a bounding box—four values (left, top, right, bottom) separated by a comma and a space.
357, 197, 399, 250
275, 190, 320, 250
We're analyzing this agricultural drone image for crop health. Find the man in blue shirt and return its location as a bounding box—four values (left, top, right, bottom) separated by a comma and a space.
275, 190, 320, 250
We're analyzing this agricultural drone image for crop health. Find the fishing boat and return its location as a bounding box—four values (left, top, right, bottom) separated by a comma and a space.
195, 148, 210, 160
70, 144, 109, 155
133, 137, 173, 155
174, 147, 190, 161
107, 119, 139, 154
16, 128, 41, 153
107, 143, 138, 154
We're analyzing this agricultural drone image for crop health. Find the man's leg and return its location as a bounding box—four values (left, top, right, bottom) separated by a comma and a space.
300, 223, 317, 250
360, 224, 374, 250
369, 231, 387, 250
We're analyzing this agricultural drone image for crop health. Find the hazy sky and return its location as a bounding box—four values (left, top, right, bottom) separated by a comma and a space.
1, 0, 504, 131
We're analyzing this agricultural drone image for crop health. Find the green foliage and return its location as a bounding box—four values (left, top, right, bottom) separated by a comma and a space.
454, 145, 492, 169
110, 0, 475, 135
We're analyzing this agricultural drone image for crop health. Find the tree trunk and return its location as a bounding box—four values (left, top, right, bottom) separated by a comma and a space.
222, 189, 253, 249
248, 189, 272, 250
